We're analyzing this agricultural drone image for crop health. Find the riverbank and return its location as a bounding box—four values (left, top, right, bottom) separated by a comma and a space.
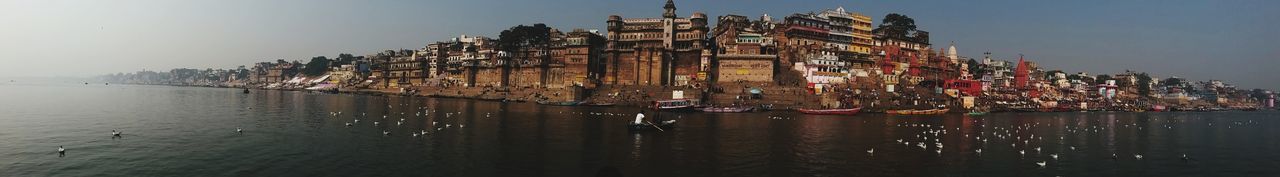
128, 82, 1265, 114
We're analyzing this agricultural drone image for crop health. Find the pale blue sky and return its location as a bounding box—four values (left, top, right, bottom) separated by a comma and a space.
1, 0, 1276, 89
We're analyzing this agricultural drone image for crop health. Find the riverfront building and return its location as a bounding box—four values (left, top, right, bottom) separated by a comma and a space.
605, 0, 709, 86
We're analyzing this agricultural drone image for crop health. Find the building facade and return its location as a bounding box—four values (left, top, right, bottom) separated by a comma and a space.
605, 0, 709, 86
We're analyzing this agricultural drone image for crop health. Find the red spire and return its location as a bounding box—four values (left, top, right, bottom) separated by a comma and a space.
1014, 54, 1029, 89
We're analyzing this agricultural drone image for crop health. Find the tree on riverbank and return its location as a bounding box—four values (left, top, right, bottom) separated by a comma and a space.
1136, 73, 1153, 97
875, 13, 918, 40
303, 56, 331, 76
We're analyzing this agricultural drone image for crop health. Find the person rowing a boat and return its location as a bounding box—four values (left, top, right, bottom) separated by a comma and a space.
633, 111, 646, 125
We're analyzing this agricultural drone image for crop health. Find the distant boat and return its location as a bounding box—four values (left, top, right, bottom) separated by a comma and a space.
579, 101, 616, 107
701, 106, 753, 113
888, 109, 949, 115
967, 111, 988, 116
1151, 105, 1167, 112
537, 100, 581, 106
652, 99, 696, 111
796, 107, 862, 115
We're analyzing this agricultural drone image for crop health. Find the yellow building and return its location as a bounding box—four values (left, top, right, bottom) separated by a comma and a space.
819, 7, 874, 55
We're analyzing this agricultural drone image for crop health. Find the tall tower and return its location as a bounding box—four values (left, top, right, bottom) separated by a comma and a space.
663, 0, 677, 18
660, 0, 677, 85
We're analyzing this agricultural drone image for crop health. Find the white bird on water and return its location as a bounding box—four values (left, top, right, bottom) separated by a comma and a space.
975, 149, 982, 154
1050, 154, 1059, 160
1019, 150, 1026, 156
1036, 161, 1046, 168
1135, 154, 1144, 160
374, 121, 380, 126
112, 130, 121, 136
237, 127, 243, 133
345, 122, 353, 126
58, 146, 65, 153
382, 130, 391, 135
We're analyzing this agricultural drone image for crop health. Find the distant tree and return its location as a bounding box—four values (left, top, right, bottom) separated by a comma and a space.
874, 13, 917, 39
1096, 74, 1112, 85
1066, 74, 1082, 81
1044, 70, 1065, 80
333, 53, 356, 66
303, 56, 330, 76
1136, 73, 1153, 97
1162, 78, 1183, 87
966, 59, 985, 76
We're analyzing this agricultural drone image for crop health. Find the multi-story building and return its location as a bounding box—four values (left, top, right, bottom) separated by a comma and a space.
265, 61, 297, 83
384, 49, 425, 88
605, 0, 709, 86
711, 14, 777, 83
551, 29, 607, 88
428, 35, 497, 87
818, 7, 873, 55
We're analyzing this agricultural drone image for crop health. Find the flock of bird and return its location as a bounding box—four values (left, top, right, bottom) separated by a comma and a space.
873, 117, 1237, 170
327, 104, 475, 138
55, 101, 1265, 175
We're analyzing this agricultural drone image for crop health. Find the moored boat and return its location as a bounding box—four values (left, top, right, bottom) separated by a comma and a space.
701, 106, 754, 113
796, 107, 862, 115
888, 109, 949, 115
579, 101, 617, 107
537, 100, 581, 106
652, 99, 697, 110
967, 111, 988, 116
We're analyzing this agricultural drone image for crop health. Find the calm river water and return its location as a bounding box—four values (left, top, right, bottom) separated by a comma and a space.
2, 83, 1278, 177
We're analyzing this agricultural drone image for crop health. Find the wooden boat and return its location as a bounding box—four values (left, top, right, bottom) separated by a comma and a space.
537, 100, 581, 106
701, 106, 753, 113
652, 99, 696, 110
1151, 105, 1167, 112
579, 101, 617, 107
628, 120, 677, 131
967, 111, 988, 116
888, 109, 949, 115
796, 107, 862, 115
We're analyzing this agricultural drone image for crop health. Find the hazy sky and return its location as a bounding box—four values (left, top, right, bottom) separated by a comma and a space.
2, 0, 1276, 89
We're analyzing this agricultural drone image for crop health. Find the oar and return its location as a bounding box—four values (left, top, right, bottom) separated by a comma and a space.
646, 121, 665, 132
